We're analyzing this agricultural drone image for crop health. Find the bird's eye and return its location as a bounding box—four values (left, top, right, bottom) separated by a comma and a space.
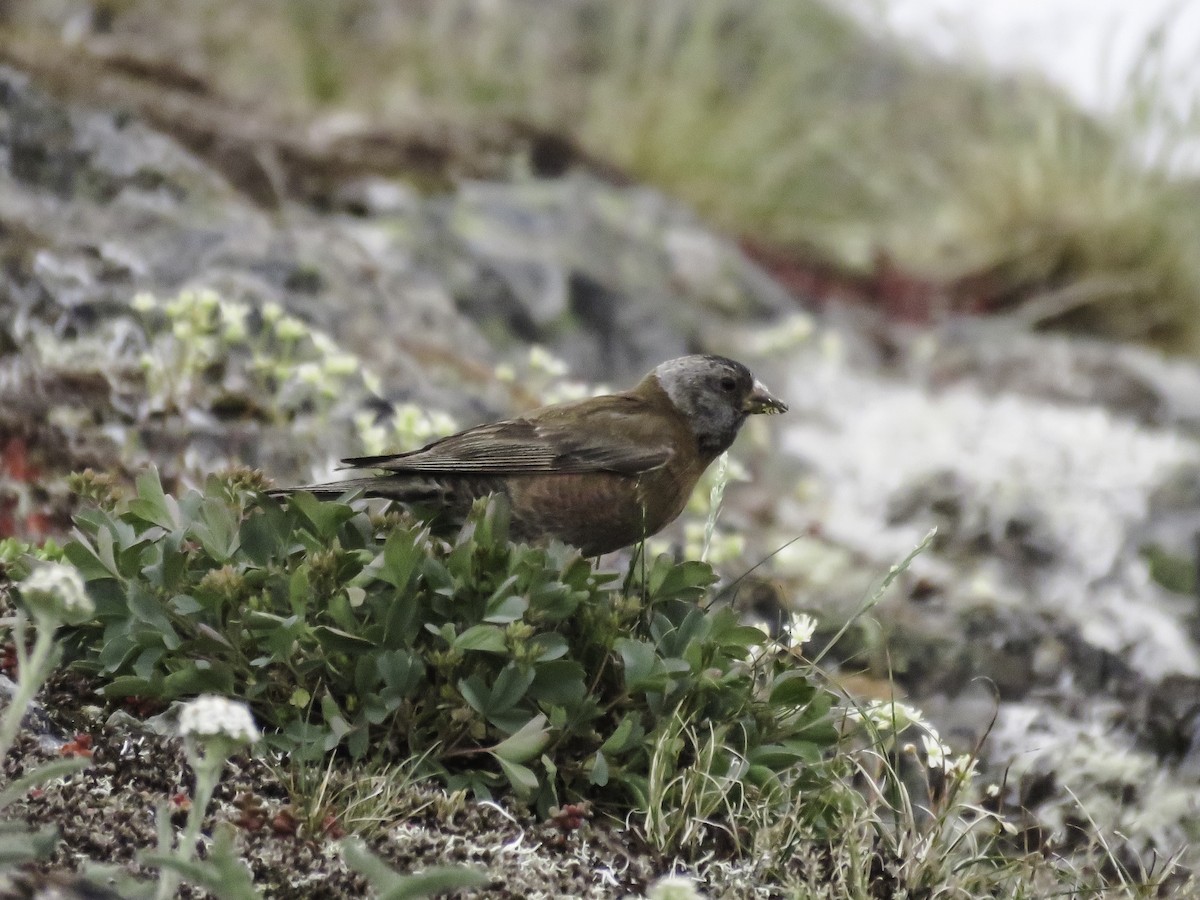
719, 377, 737, 392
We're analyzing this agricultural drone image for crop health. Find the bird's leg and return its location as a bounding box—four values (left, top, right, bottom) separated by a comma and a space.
621, 539, 644, 598
636, 490, 649, 604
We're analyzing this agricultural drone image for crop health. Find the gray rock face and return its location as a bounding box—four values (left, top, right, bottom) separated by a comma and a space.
0, 64, 792, 458
769, 313, 1200, 867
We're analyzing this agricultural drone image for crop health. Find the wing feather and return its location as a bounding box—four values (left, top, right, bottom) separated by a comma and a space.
340, 395, 673, 476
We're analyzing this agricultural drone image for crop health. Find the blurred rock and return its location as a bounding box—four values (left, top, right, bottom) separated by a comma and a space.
772, 308, 1200, 873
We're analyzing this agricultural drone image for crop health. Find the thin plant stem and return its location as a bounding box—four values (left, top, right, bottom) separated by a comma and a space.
0, 613, 60, 760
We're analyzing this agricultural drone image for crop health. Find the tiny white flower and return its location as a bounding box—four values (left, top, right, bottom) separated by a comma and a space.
164, 291, 189, 318
131, 292, 158, 313
178, 695, 259, 745
788, 613, 818, 648
646, 875, 705, 900
393, 404, 419, 434
20, 562, 94, 626
427, 411, 458, 436
922, 734, 947, 771
845, 700, 927, 735
494, 362, 516, 382
219, 301, 250, 342
275, 315, 309, 341
949, 753, 978, 781
171, 320, 192, 341
294, 362, 324, 386
354, 411, 389, 456
261, 301, 284, 323
528, 345, 568, 377
310, 332, 339, 357
362, 370, 383, 396
744, 641, 771, 668
322, 352, 360, 377
194, 288, 221, 312
542, 380, 593, 404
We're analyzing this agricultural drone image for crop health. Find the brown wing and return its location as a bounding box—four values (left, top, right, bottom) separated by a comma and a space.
339, 394, 674, 476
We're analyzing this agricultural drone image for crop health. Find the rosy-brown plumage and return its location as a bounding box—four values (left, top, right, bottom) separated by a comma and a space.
276, 355, 786, 555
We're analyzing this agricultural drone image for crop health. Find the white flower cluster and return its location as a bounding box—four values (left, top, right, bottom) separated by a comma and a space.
132, 288, 390, 431
20, 562, 94, 625
527, 345, 569, 378
645, 875, 706, 900
177, 695, 260, 745
497, 347, 609, 407
845, 699, 977, 780
920, 734, 978, 779
354, 404, 459, 457
843, 698, 927, 734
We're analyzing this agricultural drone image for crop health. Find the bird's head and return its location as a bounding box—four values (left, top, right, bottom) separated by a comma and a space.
651, 355, 787, 458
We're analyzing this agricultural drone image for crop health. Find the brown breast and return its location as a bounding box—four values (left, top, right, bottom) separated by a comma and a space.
506, 453, 705, 555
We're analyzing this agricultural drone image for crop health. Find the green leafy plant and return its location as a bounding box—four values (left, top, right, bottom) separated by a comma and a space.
0, 561, 94, 880
58, 465, 842, 855
341, 840, 488, 899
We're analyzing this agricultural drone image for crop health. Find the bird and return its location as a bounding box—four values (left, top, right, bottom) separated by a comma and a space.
275, 355, 787, 555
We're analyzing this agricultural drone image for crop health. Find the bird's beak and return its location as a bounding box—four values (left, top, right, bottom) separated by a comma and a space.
743, 379, 788, 415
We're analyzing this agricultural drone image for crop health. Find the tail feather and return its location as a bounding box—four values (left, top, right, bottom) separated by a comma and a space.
269, 476, 445, 503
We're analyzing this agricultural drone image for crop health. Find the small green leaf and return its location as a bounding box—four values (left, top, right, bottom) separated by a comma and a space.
379, 527, 424, 590
750, 740, 822, 769
529, 660, 585, 705
125, 584, 176, 636
769, 671, 817, 707
101, 675, 160, 698
312, 625, 375, 654
290, 492, 359, 540
615, 638, 662, 691
288, 567, 311, 611
600, 716, 641, 754
528, 633, 569, 662
589, 751, 609, 786
94, 525, 120, 579
494, 756, 539, 796
376, 649, 424, 697
128, 466, 178, 531
458, 675, 489, 715
240, 505, 286, 566
488, 665, 535, 714
493, 713, 550, 763
168, 594, 204, 616
454, 624, 507, 653
63, 535, 118, 582
162, 664, 235, 696
191, 497, 241, 562
484, 592, 528, 624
